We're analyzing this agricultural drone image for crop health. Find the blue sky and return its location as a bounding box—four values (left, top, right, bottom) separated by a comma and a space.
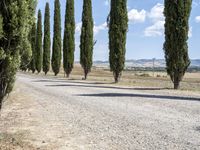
37, 0, 200, 61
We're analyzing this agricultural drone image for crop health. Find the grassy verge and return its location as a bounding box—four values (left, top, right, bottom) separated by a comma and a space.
21, 64, 200, 92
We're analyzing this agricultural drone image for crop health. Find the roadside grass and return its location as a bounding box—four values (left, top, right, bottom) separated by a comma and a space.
22, 64, 200, 92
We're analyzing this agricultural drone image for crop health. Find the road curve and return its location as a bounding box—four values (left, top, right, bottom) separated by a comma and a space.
1, 73, 200, 150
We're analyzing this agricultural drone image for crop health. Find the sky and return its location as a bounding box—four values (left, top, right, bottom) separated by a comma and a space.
37, 0, 200, 61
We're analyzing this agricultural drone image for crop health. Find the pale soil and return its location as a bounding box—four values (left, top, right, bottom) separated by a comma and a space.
0, 73, 200, 150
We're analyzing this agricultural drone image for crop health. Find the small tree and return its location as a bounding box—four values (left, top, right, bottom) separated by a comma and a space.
43, 3, 51, 75
108, 0, 128, 83
164, 0, 192, 89
52, 0, 61, 76
80, 0, 94, 80
35, 10, 43, 73
63, 0, 75, 78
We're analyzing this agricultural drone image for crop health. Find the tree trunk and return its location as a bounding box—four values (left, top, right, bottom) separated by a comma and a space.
174, 81, 180, 90
67, 73, 70, 78
114, 72, 120, 83
0, 100, 2, 110
0, 94, 4, 110
84, 70, 88, 80
173, 73, 181, 89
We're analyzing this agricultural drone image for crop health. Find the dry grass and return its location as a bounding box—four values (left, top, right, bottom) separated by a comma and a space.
24, 64, 200, 92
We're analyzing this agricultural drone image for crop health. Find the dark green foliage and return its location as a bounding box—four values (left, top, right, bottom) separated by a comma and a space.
29, 23, 37, 73
43, 3, 51, 75
164, 0, 192, 89
80, 0, 94, 80
52, 0, 61, 76
20, 39, 32, 71
0, 15, 2, 38
63, 0, 75, 78
0, 0, 36, 109
35, 10, 43, 73
20, 0, 37, 72
108, 0, 128, 83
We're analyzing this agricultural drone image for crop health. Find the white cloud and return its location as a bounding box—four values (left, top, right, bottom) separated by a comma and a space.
94, 22, 107, 35
195, 16, 200, 23
128, 9, 146, 23
144, 20, 192, 38
148, 3, 164, 22
76, 22, 107, 36
144, 3, 164, 37
75, 22, 82, 33
144, 21, 164, 37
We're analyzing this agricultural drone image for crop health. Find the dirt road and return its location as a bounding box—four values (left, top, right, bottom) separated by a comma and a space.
0, 73, 200, 150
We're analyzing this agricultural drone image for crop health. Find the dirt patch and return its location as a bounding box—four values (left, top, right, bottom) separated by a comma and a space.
0, 85, 38, 150
0, 132, 35, 150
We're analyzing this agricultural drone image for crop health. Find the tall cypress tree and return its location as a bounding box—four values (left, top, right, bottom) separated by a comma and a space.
63, 0, 75, 78
52, 0, 61, 76
0, 0, 36, 109
164, 0, 192, 89
29, 23, 37, 73
35, 10, 43, 73
80, 0, 94, 80
108, 0, 128, 83
43, 3, 51, 75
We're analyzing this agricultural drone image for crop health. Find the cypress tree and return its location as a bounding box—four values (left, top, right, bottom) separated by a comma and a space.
35, 10, 43, 73
164, 0, 192, 89
63, 0, 75, 78
0, 0, 36, 109
108, 0, 128, 83
52, 0, 61, 76
29, 23, 37, 73
43, 3, 51, 75
20, 0, 36, 72
80, 0, 94, 80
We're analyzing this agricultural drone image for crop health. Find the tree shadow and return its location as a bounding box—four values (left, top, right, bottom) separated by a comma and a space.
45, 83, 170, 91
76, 93, 200, 102
42, 82, 200, 101
32, 79, 111, 85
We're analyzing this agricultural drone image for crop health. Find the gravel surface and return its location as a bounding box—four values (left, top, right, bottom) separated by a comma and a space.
1, 73, 200, 150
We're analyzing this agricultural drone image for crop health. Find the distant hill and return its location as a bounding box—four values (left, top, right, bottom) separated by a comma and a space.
93, 59, 200, 68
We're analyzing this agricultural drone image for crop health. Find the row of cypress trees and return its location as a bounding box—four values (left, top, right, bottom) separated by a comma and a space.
30, 0, 192, 89
30, 1, 58, 75
30, 0, 75, 77
31, 0, 127, 81
0, 0, 192, 110
29, 0, 93, 79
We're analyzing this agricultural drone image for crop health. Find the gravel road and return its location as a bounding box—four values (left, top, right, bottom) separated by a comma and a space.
1, 73, 200, 150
